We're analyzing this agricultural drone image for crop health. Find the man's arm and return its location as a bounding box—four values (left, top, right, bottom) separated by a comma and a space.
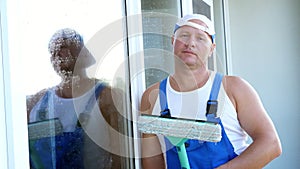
26, 89, 48, 122
217, 76, 282, 169
99, 86, 125, 169
140, 84, 166, 169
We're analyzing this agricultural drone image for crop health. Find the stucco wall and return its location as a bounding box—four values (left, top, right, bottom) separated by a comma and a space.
227, 0, 300, 168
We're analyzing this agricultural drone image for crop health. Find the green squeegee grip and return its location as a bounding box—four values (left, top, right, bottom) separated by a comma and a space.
166, 136, 190, 169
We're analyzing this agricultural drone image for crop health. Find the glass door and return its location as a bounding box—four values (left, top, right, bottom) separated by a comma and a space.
129, 0, 217, 168
6, 0, 132, 168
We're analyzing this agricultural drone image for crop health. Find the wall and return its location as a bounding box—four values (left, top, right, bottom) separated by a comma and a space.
227, 0, 300, 168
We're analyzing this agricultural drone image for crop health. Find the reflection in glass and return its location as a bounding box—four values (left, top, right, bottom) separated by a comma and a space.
27, 28, 126, 168
22, 1, 130, 168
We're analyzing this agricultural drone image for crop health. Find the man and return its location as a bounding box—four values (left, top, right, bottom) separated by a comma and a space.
141, 14, 281, 169
27, 28, 123, 169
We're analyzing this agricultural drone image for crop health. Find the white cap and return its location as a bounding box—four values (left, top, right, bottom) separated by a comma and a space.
174, 14, 215, 42
48, 28, 84, 55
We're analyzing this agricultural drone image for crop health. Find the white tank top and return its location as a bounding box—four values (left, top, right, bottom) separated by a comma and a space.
152, 71, 249, 155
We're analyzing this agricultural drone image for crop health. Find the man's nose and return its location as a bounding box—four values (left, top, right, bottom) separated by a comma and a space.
185, 37, 196, 47
58, 48, 71, 58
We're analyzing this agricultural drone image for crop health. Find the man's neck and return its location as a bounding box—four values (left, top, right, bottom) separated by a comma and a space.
171, 67, 210, 92
56, 75, 94, 98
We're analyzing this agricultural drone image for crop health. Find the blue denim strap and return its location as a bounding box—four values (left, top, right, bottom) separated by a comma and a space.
209, 73, 223, 101
84, 82, 106, 113
206, 73, 224, 123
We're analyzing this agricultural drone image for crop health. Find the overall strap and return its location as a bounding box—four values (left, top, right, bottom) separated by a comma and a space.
159, 78, 171, 117
77, 82, 106, 127
37, 91, 51, 120
209, 73, 223, 101
84, 82, 106, 113
206, 72, 224, 123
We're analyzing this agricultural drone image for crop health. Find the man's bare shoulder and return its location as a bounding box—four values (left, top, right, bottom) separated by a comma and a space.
143, 82, 160, 96
223, 75, 262, 111
26, 88, 49, 119
140, 82, 160, 114
223, 75, 254, 94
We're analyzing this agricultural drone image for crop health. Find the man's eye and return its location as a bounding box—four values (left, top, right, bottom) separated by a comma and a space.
197, 35, 208, 41
179, 34, 189, 39
181, 34, 188, 37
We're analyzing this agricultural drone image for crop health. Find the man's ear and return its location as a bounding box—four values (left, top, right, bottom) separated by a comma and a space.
171, 35, 175, 45
209, 43, 216, 57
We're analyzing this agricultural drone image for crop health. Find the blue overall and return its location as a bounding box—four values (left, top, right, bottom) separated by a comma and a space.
29, 83, 108, 169
159, 73, 238, 169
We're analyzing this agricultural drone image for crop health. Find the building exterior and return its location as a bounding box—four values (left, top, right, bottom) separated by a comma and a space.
1, 0, 299, 168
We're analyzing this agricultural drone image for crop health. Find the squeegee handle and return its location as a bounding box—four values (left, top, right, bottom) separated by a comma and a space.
176, 144, 190, 169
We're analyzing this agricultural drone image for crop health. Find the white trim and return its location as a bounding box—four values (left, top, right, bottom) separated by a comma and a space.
181, 0, 193, 15
0, 0, 9, 168
209, 1, 218, 71
203, 0, 213, 6
2, 0, 30, 168
125, 0, 146, 168
222, 0, 233, 74
176, 0, 182, 16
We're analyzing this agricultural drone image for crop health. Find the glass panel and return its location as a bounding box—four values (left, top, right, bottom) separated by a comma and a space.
192, 0, 216, 71
193, 0, 226, 73
17, 0, 131, 168
212, 0, 229, 74
193, 0, 211, 19
141, 0, 180, 87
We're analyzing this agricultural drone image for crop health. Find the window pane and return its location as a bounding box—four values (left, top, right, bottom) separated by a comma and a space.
193, 0, 211, 19
193, 0, 226, 73
20, 0, 131, 168
192, 0, 216, 71
141, 0, 180, 87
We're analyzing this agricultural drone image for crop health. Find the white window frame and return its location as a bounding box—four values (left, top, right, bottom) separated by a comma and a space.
1, 0, 30, 168
181, 0, 193, 14
0, 1, 9, 168
221, 0, 233, 74
124, 0, 145, 168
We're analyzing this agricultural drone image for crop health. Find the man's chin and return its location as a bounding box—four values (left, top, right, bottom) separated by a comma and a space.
182, 58, 198, 66
56, 69, 74, 77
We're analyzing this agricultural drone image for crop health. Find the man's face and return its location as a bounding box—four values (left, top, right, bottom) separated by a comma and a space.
50, 43, 82, 77
172, 19, 215, 69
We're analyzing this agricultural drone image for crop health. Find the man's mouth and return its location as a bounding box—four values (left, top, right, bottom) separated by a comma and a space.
183, 50, 196, 56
